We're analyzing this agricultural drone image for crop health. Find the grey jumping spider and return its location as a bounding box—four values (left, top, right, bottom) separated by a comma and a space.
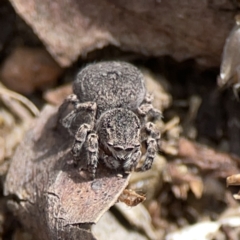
58, 61, 161, 178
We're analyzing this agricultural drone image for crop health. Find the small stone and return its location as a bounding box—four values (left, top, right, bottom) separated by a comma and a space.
0, 47, 63, 94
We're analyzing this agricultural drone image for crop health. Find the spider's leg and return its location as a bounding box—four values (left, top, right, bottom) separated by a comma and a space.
123, 150, 141, 172
100, 152, 121, 170
136, 122, 160, 172
71, 102, 97, 163
137, 93, 162, 120
137, 138, 157, 171
57, 94, 79, 120
61, 109, 78, 131
72, 123, 92, 161
61, 101, 97, 135
144, 93, 154, 103
86, 133, 99, 179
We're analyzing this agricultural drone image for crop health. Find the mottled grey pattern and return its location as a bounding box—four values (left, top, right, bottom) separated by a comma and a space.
58, 61, 161, 178
73, 61, 146, 118
97, 108, 141, 149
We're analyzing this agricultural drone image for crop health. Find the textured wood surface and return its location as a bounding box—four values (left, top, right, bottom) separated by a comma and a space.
9, 0, 237, 66
4, 105, 130, 239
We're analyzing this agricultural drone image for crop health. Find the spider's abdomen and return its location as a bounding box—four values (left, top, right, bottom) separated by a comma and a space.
73, 61, 146, 118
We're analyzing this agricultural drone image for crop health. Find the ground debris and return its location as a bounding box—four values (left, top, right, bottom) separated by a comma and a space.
114, 202, 159, 240
165, 207, 240, 240
178, 137, 240, 178
227, 174, 240, 200
118, 189, 146, 207
92, 210, 148, 240
163, 163, 203, 199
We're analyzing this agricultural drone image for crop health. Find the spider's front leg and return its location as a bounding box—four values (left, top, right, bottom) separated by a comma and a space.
69, 102, 97, 166
123, 150, 141, 173
137, 93, 162, 120
136, 122, 160, 172
60, 97, 97, 135
86, 133, 99, 179
72, 123, 92, 159
100, 151, 121, 170
100, 149, 141, 174
57, 94, 79, 125
72, 125, 99, 178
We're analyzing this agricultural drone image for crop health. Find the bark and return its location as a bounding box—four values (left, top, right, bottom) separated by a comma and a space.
4, 105, 130, 239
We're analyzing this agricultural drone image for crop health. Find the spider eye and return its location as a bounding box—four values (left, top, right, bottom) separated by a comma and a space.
125, 147, 134, 152
113, 146, 124, 151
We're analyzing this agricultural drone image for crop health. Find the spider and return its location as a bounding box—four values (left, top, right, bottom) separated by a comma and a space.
58, 61, 161, 178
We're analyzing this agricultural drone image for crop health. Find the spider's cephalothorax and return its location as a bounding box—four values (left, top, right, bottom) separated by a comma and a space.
58, 61, 161, 178
97, 108, 141, 171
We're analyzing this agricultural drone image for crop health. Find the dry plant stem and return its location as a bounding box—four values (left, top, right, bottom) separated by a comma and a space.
161, 116, 180, 134
0, 84, 39, 116
4, 105, 130, 240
